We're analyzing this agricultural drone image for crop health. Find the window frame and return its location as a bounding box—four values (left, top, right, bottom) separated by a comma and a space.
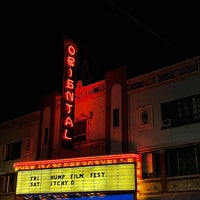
142, 151, 160, 179
161, 94, 200, 129
0, 173, 17, 193
165, 144, 200, 177
113, 108, 119, 127
74, 120, 88, 143
4, 141, 22, 161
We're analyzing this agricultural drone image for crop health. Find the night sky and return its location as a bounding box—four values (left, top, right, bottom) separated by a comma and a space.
1, 1, 199, 122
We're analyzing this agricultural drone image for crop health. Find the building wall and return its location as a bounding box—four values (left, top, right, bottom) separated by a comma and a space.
110, 83, 123, 153
38, 92, 60, 160
105, 65, 128, 154
127, 56, 200, 199
128, 72, 200, 151
50, 80, 106, 159
0, 111, 40, 200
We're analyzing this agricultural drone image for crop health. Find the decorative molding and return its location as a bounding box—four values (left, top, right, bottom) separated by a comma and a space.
137, 105, 153, 129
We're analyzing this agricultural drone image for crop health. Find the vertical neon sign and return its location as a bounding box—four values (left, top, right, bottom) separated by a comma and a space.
61, 39, 78, 148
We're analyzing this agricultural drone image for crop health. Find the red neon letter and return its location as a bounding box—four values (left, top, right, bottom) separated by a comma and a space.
67, 68, 73, 77
65, 103, 73, 114
64, 117, 73, 127
66, 56, 75, 67
63, 129, 72, 140
65, 91, 74, 102
68, 45, 76, 56
65, 79, 74, 90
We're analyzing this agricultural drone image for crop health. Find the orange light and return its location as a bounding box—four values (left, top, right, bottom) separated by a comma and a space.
136, 153, 142, 200
14, 153, 139, 171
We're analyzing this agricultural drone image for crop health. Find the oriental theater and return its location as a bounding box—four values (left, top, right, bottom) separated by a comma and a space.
12, 38, 142, 200
0, 37, 199, 200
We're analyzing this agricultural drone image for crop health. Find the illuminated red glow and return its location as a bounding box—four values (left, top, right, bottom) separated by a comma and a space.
65, 104, 73, 114
66, 56, 76, 67
62, 42, 77, 141
68, 45, 76, 56
65, 91, 74, 102
65, 45, 76, 67
14, 153, 139, 171
64, 117, 73, 127
63, 130, 72, 140
65, 79, 74, 90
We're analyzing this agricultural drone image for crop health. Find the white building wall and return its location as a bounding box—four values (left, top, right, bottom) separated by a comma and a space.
128, 61, 200, 151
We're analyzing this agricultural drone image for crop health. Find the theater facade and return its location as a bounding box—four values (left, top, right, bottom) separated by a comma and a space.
0, 36, 199, 200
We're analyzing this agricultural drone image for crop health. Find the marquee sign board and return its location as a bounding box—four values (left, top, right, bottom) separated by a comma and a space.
16, 163, 135, 194
14, 154, 139, 195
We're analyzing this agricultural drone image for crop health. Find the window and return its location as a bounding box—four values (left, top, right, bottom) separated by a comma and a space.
113, 108, 119, 127
161, 94, 200, 128
165, 144, 200, 177
142, 151, 160, 179
0, 173, 17, 193
44, 128, 49, 144
4, 141, 22, 161
74, 120, 87, 142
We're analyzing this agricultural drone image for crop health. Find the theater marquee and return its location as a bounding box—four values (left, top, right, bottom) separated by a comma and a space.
16, 163, 135, 194
14, 154, 141, 197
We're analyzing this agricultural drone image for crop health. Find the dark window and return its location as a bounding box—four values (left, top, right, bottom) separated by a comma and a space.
165, 144, 200, 177
161, 94, 200, 128
74, 120, 87, 142
0, 173, 16, 193
113, 108, 119, 127
44, 128, 48, 144
4, 141, 21, 161
142, 151, 160, 179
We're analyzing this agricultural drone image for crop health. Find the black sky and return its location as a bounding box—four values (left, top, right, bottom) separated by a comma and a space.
1, 1, 199, 122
